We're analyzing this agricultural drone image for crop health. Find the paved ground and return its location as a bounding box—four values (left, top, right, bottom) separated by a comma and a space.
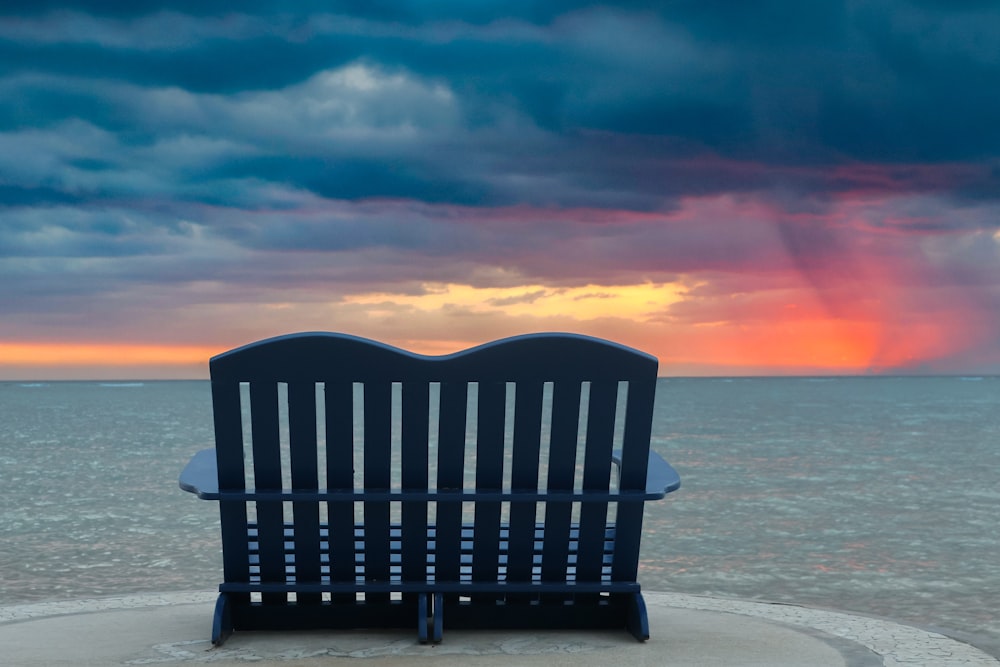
1, 592, 996, 666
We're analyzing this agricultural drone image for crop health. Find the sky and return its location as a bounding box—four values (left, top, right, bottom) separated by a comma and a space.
2, 1, 999, 379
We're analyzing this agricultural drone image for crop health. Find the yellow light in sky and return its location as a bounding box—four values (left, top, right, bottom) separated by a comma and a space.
342, 281, 686, 322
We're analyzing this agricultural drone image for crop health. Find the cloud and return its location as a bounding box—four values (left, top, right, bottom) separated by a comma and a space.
3, 4, 999, 164
1, 2, 999, 376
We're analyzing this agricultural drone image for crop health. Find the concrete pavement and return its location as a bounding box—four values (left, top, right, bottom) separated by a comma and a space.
1, 591, 996, 666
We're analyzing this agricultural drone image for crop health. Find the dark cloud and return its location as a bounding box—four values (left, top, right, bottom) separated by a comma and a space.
0, 184, 82, 206
0, 35, 356, 93
2, 3, 998, 206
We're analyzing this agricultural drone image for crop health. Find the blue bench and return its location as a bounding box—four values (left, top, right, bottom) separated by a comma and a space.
179, 332, 680, 644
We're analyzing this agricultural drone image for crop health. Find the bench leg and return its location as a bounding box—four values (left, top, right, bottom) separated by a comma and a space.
211, 593, 234, 646
625, 592, 650, 641
417, 593, 429, 644
431, 593, 444, 643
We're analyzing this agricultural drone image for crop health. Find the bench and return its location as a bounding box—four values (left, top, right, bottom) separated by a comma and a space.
179, 332, 680, 645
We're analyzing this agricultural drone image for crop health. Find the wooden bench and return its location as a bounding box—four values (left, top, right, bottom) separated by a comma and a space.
179, 332, 680, 645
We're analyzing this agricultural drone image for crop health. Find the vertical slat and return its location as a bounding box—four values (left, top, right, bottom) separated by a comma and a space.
288, 381, 321, 604
212, 379, 250, 605
507, 380, 543, 588
249, 381, 285, 605
325, 381, 355, 601
401, 381, 430, 592
576, 380, 617, 584
541, 380, 581, 585
611, 376, 655, 583
471, 381, 505, 595
363, 381, 392, 604
435, 381, 467, 589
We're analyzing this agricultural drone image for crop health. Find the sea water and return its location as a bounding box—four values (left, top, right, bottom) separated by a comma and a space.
1, 378, 997, 655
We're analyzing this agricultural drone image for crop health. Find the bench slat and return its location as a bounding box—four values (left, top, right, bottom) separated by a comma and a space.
472, 381, 505, 593
249, 381, 286, 605
288, 381, 321, 603
541, 379, 581, 586
193, 486, 665, 502
212, 380, 251, 607
612, 376, 656, 584
401, 381, 430, 591
434, 381, 466, 594
363, 380, 392, 604
324, 381, 355, 601
577, 379, 617, 583
507, 380, 543, 587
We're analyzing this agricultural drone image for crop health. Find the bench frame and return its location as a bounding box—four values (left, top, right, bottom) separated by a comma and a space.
180, 332, 679, 644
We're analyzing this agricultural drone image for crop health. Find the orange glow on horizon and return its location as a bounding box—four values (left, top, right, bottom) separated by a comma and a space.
0, 319, 959, 378
0, 342, 224, 367
667, 320, 889, 372
657, 301, 965, 375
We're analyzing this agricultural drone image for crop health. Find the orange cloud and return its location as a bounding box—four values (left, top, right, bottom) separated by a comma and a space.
663, 317, 888, 373
650, 278, 979, 375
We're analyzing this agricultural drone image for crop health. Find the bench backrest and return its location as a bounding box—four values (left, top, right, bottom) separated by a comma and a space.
209, 331, 658, 593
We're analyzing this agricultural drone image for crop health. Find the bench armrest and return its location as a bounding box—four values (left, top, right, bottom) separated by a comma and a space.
612, 450, 681, 498
645, 451, 681, 497
179, 448, 220, 499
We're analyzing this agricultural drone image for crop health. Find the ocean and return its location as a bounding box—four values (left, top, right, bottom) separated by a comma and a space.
1, 377, 997, 656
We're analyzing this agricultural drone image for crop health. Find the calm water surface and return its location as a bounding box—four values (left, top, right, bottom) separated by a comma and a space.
1, 377, 997, 656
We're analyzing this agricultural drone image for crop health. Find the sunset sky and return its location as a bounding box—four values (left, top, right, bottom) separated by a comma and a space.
2, 1, 999, 379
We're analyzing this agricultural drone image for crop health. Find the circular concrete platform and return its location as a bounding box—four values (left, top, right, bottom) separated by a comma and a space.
1, 592, 996, 666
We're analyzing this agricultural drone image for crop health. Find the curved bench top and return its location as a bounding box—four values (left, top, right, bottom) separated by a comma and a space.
210, 331, 658, 382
